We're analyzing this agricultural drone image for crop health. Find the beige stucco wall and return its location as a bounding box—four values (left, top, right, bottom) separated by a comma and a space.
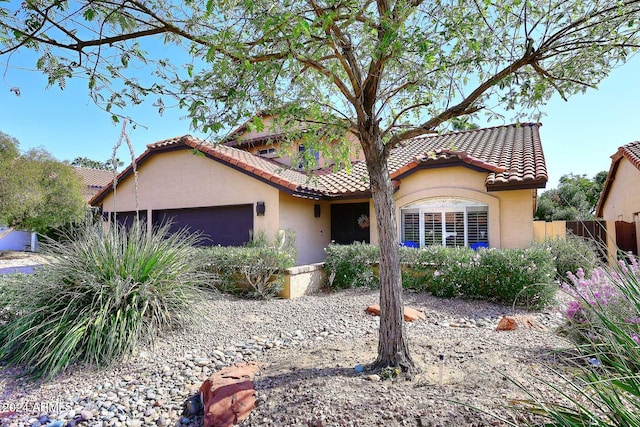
100, 149, 280, 240
601, 158, 640, 254
532, 220, 567, 242
602, 158, 640, 222
279, 194, 331, 265
393, 167, 536, 248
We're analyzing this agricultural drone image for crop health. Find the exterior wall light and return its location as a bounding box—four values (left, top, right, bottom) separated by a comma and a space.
256, 201, 266, 216
314, 204, 321, 218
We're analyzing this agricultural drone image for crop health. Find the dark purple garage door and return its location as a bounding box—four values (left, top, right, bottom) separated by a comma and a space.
153, 205, 253, 246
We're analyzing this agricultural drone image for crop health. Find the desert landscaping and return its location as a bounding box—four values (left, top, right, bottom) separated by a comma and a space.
1, 250, 572, 427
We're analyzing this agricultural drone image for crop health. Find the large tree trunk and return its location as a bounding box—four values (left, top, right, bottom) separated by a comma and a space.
360, 128, 415, 374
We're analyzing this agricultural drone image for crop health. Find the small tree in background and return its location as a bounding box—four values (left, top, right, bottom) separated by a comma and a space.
535, 171, 608, 221
0, 132, 86, 234
2, 0, 640, 373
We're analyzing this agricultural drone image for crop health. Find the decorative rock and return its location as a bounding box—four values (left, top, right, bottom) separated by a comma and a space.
365, 304, 426, 322
514, 315, 548, 331
199, 362, 261, 427
195, 358, 211, 367
184, 395, 203, 416
496, 316, 517, 331
80, 410, 94, 421
366, 374, 380, 382
403, 307, 426, 322
365, 304, 381, 316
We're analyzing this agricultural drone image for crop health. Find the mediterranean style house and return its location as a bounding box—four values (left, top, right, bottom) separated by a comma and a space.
596, 140, 640, 255
90, 119, 548, 265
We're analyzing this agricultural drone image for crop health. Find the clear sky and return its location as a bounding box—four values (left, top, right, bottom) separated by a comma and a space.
1, 51, 638, 190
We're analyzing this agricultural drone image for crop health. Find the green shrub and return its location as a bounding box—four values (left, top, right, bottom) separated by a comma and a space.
534, 234, 600, 281
473, 247, 556, 308
0, 221, 209, 379
201, 230, 296, 299
325, 243, 556, 308
324, 242, 380, 289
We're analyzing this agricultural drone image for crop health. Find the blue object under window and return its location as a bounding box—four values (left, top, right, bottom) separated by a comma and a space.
400, 241, 419, 248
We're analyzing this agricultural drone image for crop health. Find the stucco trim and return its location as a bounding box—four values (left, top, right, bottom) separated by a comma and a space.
392, 160, 497, 181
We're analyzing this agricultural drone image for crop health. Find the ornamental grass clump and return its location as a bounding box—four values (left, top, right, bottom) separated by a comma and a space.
0, 220, 209, 379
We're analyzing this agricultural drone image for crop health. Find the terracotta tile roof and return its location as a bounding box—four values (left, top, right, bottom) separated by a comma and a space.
388, 123, 546, 188
621, 140, 640, 170
596, 140, 640, 217
74, 167, 116, 202
74, 167, 115, 188
90, 123, 547, 205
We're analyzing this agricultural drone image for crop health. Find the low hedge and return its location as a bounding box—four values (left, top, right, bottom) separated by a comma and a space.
324, 243, 557, 308
532, 234, 600, 281
323, 242, 380, 289
200, 231, 296, 299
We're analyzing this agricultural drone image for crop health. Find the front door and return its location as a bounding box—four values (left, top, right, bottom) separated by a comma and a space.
330, 203, 370, 244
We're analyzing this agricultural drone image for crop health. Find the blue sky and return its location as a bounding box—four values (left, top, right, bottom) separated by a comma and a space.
1, 52, 638, 190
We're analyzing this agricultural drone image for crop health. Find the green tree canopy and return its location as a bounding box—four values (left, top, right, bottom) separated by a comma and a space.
2, 0, 639, 372
0, 132, 86, 234
535, 172, 608, 221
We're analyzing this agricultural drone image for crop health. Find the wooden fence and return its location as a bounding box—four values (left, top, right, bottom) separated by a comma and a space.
533, 220, 619, 264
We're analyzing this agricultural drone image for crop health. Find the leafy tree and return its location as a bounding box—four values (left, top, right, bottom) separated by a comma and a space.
70, 156, 124, 170
2, 0, 639, 373
451, 117, 480, 131
0, 133, 86, 234
535, 172, 608, 221
0, 132, 20, 162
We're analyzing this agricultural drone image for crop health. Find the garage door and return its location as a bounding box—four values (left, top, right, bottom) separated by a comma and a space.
153, 205, 253, 246
104, 211, 145, 230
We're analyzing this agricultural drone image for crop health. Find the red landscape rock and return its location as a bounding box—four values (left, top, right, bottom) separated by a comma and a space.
365, 304, 381, 316
496, 316, 518, 331
200, 362, 261, 427
403, 307, 426, 322
365, 304, 426, 322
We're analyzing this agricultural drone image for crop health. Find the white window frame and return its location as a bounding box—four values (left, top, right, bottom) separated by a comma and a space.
401, 198, 488, 248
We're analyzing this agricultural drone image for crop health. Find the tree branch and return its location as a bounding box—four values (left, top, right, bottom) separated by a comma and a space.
306, 0, 363, 102
382, 102, 431, 138
386, 54, 534, 148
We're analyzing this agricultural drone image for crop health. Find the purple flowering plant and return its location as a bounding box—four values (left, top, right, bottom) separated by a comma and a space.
561, 255, 640, 346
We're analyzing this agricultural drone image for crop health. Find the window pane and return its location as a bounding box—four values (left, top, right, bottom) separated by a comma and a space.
445, 212, 465, 247
402, 212, 420, 245
424, 212, 442, 246
468, 210, 488, 245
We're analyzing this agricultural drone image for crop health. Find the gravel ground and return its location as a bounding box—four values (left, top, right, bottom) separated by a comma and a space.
0, 253, 576, 427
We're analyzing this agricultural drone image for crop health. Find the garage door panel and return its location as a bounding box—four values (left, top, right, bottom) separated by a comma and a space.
153, 205, 253, 246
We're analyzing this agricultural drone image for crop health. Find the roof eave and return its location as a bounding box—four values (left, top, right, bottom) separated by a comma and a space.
595, 150, 624, 217
486, 179, 547, 192
392, 159, 502, 181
